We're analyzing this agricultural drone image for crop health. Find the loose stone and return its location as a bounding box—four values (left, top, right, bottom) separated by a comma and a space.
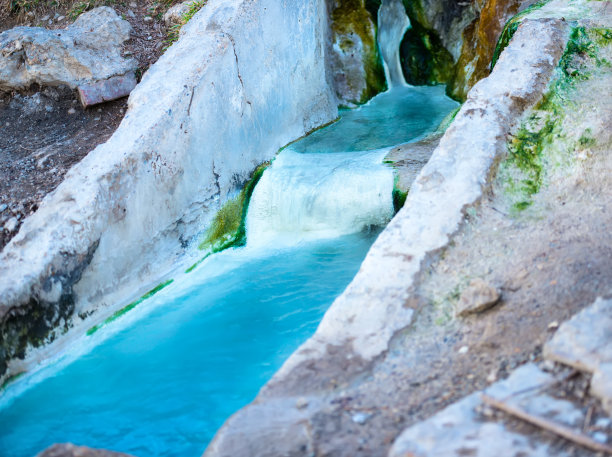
456, 278, 501, 316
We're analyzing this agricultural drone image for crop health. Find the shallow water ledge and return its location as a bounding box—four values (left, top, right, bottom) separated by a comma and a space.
0, 0, 338, 384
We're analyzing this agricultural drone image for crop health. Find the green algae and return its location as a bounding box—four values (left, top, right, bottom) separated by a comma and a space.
491, 0, 549, 70
392, 178, 408, 213
185, 162, 270, 273
0, 371, 25, 391
86, 279, 174, 336
197, 162, 269, 252
500, 24, 610, 213
400, 24, 455, 86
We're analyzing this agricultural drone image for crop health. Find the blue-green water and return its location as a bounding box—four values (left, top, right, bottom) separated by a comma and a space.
0, 85, 458, 457
0, 233, 378, 457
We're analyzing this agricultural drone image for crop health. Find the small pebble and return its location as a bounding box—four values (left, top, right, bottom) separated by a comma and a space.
57, 15, 65, 22
595, 417, 611, 428
4, 217, 18, 232
143, 16, 153, 22
592, 432, 608, 444
295, 397, 308, 410
127, 9, 135, 18
129, 1, 137, 7
0, 204, 7, 213
147, 36, 152, 41
352, 412, 371, 425
68, 108, 76, 114
41, 15, 50, 21
548, 321, 559, 330
486, 369, 497, 383
458, 346, 469, 355
94, 117, 101, 121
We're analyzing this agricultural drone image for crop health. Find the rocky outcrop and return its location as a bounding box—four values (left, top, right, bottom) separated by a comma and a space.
0, 0, 337, 384
448, 0, 538, 100
0, 7, 136, 91
327, 0, 386, 105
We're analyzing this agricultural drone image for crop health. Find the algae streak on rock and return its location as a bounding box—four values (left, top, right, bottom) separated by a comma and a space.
0, 0, 338, 385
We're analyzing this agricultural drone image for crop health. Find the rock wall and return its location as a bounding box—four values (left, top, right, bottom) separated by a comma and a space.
0, 0, 337, 384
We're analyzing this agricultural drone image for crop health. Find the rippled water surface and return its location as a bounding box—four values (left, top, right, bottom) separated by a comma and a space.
0, 232, 379, 457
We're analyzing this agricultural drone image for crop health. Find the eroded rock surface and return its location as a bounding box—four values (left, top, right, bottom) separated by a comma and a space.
0, 7, 136, 90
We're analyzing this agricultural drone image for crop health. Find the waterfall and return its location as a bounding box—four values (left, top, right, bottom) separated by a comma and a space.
377, 0, 410, 87
246, 149, 393, 247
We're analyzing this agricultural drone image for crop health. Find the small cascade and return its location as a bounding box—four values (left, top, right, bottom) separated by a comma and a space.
377, 0, 410, 87
246, 149, 394, 246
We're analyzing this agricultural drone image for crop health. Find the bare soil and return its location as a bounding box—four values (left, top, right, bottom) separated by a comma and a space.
0, 0, 186, 251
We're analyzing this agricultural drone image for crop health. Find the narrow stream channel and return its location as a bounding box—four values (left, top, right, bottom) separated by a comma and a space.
0, 2, 459, 455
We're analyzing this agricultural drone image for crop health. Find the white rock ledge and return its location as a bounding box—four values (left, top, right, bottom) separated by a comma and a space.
0, 0, 337, 383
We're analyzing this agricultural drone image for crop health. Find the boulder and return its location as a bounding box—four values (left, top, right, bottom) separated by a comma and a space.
163, 0, 197, 26
0, 7, 136, 91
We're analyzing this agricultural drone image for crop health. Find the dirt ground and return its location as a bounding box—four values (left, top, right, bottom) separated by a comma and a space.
0, 0, 187, 251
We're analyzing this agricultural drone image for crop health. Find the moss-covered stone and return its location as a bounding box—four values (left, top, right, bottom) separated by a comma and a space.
197, 162, 269, 252
328, 0, 387, 104
185, 162, 270, 273
500, 23, 610, 213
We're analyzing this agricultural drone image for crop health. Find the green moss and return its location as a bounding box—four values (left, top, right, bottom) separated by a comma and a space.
186, 162, 270, 273
392, 187, 408, 213
500, 24, 610, 213
86, 279, 174, 336
197, 162, 269, 253
491, 0, 549, 70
